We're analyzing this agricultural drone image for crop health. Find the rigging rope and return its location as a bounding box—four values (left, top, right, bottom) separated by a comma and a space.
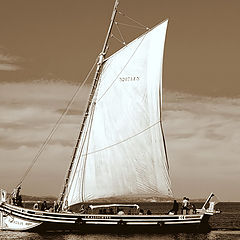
96, 10, 150, 102
16, 58, 98, 188
116, 22, 147, 30
62, 88, 97, 206
111, 34, 126, 45
114, 22, 126, 45
118, 11, 149, 30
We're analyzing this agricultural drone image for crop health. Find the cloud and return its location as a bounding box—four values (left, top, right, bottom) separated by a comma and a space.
0, 83, 239, 200
0, 81, 91, 195
0, 52, 23, 71
163, 91, 240, 200
0, 53, 22, 63
0, 144, 72, 196
0, 82, 90, 149
0, 63, 21, 71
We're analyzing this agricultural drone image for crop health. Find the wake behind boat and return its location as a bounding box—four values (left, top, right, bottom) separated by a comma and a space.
0, 0, 218, 233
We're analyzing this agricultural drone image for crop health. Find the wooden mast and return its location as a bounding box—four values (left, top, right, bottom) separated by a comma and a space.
58, 0, 119, 210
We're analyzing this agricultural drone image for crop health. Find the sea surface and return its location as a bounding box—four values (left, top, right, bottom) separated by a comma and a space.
1, 202, 240, 240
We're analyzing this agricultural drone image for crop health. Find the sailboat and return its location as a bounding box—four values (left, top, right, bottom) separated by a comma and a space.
0, 0, 217, 233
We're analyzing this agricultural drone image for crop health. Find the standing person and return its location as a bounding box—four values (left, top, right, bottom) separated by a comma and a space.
181, 197, 189, 214
16, 195, 23, 207
12, 188, 17, 205
53, 201, 59, 212
168, 200, 179, 215
186, 198, 190, 214
15, 186, 23, 207
12, 185, 22, 206
172, 200, 179, 215
16, 186, 21, 198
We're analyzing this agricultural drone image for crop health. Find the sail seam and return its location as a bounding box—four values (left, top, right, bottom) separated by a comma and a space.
84, 120, 161, 157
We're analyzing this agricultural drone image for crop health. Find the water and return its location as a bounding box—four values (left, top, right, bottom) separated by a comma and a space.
1, 202, 240, 240
1, 231, 240, 240
209, 202, 240, 230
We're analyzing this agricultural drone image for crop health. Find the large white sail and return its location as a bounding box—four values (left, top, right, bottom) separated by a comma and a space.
64, 20, 172, 206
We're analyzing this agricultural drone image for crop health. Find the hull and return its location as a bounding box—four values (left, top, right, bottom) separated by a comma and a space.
0, 203, 212, 233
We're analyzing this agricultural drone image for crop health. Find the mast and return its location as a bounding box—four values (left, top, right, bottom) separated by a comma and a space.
58, 0, 119, 210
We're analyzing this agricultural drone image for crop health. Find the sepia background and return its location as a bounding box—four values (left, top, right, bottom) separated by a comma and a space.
0, 0, 239, 201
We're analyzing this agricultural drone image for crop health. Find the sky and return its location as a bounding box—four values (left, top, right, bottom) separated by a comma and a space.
0, 0, 239, 202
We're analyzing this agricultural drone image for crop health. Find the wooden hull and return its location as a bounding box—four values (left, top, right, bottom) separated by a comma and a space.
0, 203, 212, 233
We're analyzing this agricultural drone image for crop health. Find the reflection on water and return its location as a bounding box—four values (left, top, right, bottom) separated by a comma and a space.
1, 231, 240, 240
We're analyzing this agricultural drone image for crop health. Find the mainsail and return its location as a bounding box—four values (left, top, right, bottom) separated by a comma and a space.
63, 20, 172, 207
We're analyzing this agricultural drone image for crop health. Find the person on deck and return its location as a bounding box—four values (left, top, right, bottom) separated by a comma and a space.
147, 209, 152, 215
181, 197, 189, 214
16, 195, 23, 207
41, 201, 48, 211
16, 186, 21, 198
109, 208, 114, 215
117, 209, 125, 215
79, 204, 85, 213
14, 186, 23, 207
53, 201, 59, 212
190, 203, 197, 214
139, 209, 144, 215
48, 206, 54, 212
168, 200, 179, 215
33, 202, 39, 210
11, 188, 17, 205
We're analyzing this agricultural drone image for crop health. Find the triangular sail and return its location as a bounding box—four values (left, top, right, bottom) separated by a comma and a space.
64, 20, 172, 206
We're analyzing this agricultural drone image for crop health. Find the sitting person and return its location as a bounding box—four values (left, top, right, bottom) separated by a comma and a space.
47, 206, 54, 212
147, 209, 152, 215
109, 208, 114, 215
33, 202, 39, 210
190, 203, 197, 214
117, 209, 125, 215
41, 201, 48, 211
139, 209, 144, 215
79, 204, 85, 213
